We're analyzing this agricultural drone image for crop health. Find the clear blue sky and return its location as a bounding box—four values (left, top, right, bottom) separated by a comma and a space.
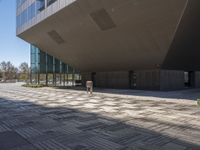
0, 0, 30, 67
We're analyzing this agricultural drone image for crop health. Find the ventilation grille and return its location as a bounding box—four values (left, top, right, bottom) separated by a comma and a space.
48, 30, 65, 44
90, 8, 116, 31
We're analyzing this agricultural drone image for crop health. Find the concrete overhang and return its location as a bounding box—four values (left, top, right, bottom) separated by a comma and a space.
18, 0, 196, 72
162, 0, 200, 71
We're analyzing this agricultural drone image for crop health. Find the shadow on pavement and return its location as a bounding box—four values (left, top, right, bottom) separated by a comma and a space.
0, 97, 199, 150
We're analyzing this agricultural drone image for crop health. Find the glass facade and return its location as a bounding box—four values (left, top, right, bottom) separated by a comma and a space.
16, 0, 58, 28
17, 2, 36, 28
36, 0, 45, 13
47, 0, 57, 6
16, 0, 27, 8
30, 45, 81, 86
17, 1, 81, 86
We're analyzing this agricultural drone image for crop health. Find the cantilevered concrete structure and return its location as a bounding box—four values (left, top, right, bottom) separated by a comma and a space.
17, 0, 200, 90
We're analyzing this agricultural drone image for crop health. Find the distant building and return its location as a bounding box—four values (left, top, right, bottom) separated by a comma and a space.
16, 0, 200, 90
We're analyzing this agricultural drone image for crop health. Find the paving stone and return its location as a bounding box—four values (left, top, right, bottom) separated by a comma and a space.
15, 127, 42, 139
161, 142, 187, 150
3, 119, 23, 128
0, 83, 200, 150
0, 123, 11, 132
9, 144, 38, 150
84, 136, 123, 150
51, 124, 82, 135
0, 131, 30, 150
34, 139, 70, 150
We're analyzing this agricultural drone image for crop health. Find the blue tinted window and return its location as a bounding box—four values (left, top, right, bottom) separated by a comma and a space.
30, 45, 74, 74
17, 0, 27, 8
17, 0, 47, 28
17, 0, 21, 7
28, 3, 36, 20
17, 2, 36, 28
21, 9, 27, 26
16, 15, 21, 27
47, 0, 57, 6
36, 0, 45, 14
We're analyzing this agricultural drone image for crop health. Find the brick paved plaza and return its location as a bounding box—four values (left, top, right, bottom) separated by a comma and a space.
0, 83, 200, 150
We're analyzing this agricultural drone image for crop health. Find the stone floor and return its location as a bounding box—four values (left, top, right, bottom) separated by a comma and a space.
0, 83, 200, 150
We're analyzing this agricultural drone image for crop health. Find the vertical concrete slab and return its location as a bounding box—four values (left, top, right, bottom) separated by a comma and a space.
194, 71, 200, 88
135, 70, 160, 90
82, 70, 186, 90
160, 70, 184, 90
95, 71, 129, 89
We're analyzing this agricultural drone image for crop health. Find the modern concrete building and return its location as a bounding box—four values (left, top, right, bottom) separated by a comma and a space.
16, 0, 200, 90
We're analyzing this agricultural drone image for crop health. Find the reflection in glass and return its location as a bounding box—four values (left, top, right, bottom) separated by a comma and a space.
36, 0, 45, 13
47, 0, 58, 6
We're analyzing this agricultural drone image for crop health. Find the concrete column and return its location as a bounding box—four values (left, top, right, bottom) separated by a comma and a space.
72, 72, 75, 86
60, 73, 62, 85
66, 65, 69, 85
53, 73, 56, 86
45, 73, 48, 86
194, 71, 200, 88
63, 73, 66, 86
30, 70, 32, 84
37, 72, 40, 84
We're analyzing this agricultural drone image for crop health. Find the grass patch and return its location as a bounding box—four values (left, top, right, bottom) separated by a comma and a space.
197, 99, 200, 106
22, 83, 46, 88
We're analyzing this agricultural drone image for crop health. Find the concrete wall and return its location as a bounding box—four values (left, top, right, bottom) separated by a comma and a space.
135, 70, 185, 91
81, 72, 92, 87
160, 70, 184, 90
135, 70, 160, 90
81, 71, 129, 89
194, 71, 200, 88
95, 71, 129, 89
81, 70, 187, 90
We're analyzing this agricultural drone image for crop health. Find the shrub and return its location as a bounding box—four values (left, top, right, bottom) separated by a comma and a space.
197, 99, 200, 106
22, 83, 46, 88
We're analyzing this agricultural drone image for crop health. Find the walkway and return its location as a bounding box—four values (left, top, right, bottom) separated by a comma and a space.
0, 83, 199, 150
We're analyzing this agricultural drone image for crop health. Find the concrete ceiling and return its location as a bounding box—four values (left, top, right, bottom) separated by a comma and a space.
162, 0, 200, 71
18, 0, 190, 72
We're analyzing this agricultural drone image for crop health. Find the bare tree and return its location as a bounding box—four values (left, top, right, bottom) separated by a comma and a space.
19, 62, 30, 82
0, 61, 18, 81
19, 62, 29, 73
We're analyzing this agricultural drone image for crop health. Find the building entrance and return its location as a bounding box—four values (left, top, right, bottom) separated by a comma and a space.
184, 71, 195, 88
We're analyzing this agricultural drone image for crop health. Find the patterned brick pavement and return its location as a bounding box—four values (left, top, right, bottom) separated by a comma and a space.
0, 83, 200, 150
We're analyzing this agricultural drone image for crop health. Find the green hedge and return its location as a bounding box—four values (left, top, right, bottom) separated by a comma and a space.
197, 99, 200, 106
22, 84, 46, 88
